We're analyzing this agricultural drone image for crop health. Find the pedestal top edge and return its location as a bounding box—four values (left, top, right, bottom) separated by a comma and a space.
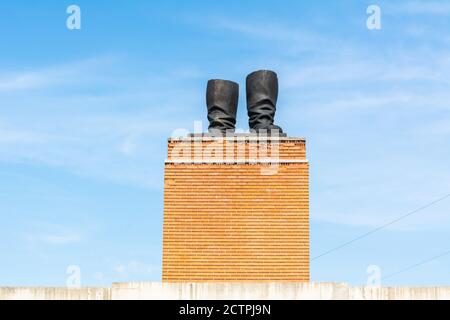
168, 135, 306, 142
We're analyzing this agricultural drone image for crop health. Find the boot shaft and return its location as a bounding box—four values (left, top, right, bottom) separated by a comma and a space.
246, 70, 283, 133
206, 79, 239, 133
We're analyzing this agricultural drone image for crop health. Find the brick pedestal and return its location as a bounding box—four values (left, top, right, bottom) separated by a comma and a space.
162, 136, 309, 282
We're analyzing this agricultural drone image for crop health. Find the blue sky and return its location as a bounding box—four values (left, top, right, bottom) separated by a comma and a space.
1, 0, 450, 287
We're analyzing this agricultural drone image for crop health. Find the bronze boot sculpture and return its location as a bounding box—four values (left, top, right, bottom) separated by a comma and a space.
206, 79, 239, 134
246, 70, 284, 134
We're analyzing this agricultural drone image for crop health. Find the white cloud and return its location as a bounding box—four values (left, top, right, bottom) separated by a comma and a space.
93, 272, 105, 281
181, 16, 450, 233
0, 56, 116, 92
3, 17, 450, 232
115, 265, 126, 274
0, 73, 45, 92
0, 56, 204, 189
415, 119, 450, 136
386, 1, 450, 16
118, 134, 138, 156
23, 223, 83, 245
42, 233, 82, 245
188, 15, 332, 56
214, 18, 314, 42
0, 126, 50, 144
115, 260, 159, 278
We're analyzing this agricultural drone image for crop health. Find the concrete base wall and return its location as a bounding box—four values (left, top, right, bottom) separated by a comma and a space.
0, 287, 111, 300
1, 283, 450, 300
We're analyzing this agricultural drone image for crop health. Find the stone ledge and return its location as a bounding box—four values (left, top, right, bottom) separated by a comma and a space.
2, 283, 450, 300
165, 159, 309, 164
169, 136, 305, 142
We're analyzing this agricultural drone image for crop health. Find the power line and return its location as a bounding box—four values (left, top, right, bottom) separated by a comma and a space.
312, 193, 450, 262
383, 249, 450, 281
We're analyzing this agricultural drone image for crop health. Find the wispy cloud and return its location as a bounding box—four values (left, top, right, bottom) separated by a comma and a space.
0, 56, 205, 189
213, 18, 319, 43
203, 16, 450, 231
415, 119, 450, 136
385, 1, 450, 16
185, 15, 334, 57
3, 13, 449, 233
23, 223, 83, 245
115, 260, 159, 278
0, 56, 116, 92
0, 73, 44, 92
0, 125, 50, 144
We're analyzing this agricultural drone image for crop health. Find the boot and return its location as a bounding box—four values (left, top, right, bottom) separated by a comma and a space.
246, 70, 283, 134
206, 79, 239, 134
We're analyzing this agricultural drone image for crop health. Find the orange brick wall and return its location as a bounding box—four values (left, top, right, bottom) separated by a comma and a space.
162, 137, 310, 282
